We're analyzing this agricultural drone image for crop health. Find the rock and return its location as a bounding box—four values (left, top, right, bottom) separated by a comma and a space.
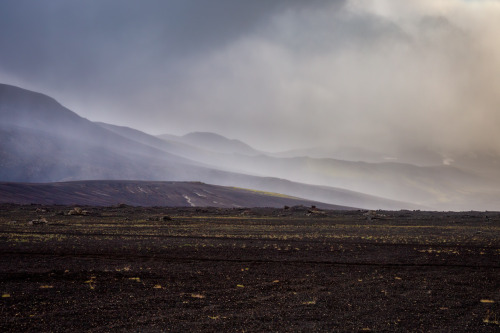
363, 210, 387, 221
307, 209, 327, 217
28, 218, 47, 225
68, 207, 88, 216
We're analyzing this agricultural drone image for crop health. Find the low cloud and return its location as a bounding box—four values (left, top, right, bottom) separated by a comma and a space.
1, 0, 499, 154
160, 0, 500, 153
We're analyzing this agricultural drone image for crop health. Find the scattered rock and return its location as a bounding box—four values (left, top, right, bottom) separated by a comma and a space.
307, 208, 327, 217
364, 210, 387, 221
68, 207, 88, 216
28, 218, 47, 226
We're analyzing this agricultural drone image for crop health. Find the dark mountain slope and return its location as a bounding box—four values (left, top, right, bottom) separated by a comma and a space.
0, 180, 353, 209
0, 84, 193, 165
0, 125, 206, 182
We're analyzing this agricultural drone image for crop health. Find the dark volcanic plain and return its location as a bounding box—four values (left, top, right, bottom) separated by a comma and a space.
0, 204, 499, 332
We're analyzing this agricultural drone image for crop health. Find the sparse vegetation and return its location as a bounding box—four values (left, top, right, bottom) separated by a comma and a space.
0, 204, 498, 332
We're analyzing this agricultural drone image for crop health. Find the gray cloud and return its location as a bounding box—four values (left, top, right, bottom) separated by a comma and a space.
1, 0, 499, 154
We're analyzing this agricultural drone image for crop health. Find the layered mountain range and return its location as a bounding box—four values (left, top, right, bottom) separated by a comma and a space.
1, 83, 498, 210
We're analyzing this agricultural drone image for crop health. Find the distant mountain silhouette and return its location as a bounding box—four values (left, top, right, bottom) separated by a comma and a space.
158, 131, 262, 156
156, 129, 499, 210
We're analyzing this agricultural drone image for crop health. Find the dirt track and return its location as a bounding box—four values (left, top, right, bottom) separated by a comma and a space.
1, 204, 499, 332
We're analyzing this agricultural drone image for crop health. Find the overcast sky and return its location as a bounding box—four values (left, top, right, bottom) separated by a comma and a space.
1, 0, 499, 153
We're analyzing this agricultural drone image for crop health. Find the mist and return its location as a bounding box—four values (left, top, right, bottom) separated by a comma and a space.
1, 0, 499, 154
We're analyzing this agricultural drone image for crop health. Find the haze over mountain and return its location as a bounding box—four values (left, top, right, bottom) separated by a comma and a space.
2, 84, 500, 210
103, 121, 497, 210
1, 0, 499, 210
1, 0, 500, 155
1, 83, 416, 210
165, 132, 262, 156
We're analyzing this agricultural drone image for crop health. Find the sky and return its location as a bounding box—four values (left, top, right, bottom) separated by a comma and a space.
1, 0, 499, 153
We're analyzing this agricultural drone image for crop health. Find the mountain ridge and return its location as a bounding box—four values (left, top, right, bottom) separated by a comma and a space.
3, 83, 498, 210
0, 83, 412, 209
157, 131, 262, 156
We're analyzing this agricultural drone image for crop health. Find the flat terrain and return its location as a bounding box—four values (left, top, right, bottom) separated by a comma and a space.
0, 204, 499, 332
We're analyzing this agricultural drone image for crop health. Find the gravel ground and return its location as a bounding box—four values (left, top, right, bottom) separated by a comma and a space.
0, 204, 499, 332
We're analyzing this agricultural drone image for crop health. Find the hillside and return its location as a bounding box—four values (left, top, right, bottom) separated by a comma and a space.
0, 180, 352, 209
0, 83, 411, 209
156, 132, 499, 210
157, 132, 262, 156
3, 83, 487, 210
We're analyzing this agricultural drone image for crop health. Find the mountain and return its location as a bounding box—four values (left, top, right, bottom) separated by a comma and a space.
158, 131, 262, 156
154, 134, 498, 209
98, 122, 437, 209
185, 153, 490, 208
272, 146, 446, 166
97, 122, 219, 169
0, 180, 352, 209
5, 83, 497, 210
0, 83, 410, 209
0, 83, 216, 183
273, 146, 391, 163
99, 125, 414, 209
0, 84, 195, 165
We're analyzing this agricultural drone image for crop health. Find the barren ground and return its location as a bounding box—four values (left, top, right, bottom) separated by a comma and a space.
0, 204, 499, 332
